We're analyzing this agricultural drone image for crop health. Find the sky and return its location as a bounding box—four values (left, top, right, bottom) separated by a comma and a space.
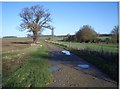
1, 2, 119, 37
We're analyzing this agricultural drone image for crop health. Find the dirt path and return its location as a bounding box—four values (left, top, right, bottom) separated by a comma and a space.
44, 41, 117, 87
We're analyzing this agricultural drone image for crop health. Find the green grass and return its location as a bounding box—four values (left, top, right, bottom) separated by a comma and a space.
3, 44, 52, 87
97, 36, 111, 40
58, 41, 118, 53
41, 36, 66, 42
43, 35, 118, 53
2, 46, 39, 77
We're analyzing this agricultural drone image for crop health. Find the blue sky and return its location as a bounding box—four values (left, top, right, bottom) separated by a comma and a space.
2, 2, 119, 37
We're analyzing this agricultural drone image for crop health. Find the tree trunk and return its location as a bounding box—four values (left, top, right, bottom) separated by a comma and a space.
33, 31, 38, 44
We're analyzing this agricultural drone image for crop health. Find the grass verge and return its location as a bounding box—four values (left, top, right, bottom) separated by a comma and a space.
3, 44, 52, 87
70, 49, 118, 81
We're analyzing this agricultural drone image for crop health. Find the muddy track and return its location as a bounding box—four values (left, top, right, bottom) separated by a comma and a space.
43, 41, 117, 87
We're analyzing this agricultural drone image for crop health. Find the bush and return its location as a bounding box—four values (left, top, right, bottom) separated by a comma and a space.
76, 25, 98, 42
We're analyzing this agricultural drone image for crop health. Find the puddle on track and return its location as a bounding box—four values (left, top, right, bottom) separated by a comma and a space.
77, 64, 90, 69
49, 66, 61, 72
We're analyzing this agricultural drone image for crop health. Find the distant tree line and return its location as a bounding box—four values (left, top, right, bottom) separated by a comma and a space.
99, 34, 112, 36
64, 25, 119, 44
3, 36, 17, 38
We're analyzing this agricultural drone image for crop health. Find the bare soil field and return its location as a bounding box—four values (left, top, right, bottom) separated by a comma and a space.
2, 38, 32, 52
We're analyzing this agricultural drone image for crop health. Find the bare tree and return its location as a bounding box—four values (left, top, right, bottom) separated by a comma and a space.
111, 25, 119, 43
19, 5, 53, 43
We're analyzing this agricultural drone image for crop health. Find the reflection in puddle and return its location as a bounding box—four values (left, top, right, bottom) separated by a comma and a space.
49, 66, 61, 72
62, 50, 71, 55
77, 64, 90, 69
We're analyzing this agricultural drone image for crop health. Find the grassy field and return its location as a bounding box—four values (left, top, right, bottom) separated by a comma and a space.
58, 41, 118, 53
41, 35, 118, 53
2, 38, 52, 87
97, 36, 111, 40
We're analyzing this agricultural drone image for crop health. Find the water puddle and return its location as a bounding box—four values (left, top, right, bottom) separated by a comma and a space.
49, 66, 61, 72
62, 50, 71, 55
77, 64, 90, 69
